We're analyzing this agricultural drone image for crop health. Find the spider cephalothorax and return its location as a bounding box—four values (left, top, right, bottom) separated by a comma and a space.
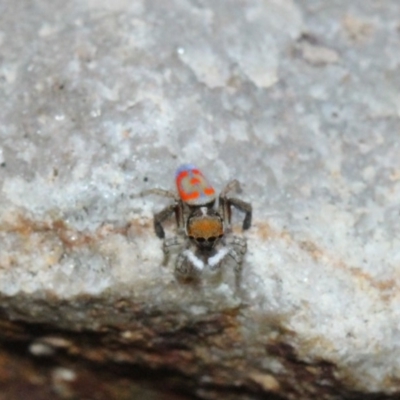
186, 207, 224, 250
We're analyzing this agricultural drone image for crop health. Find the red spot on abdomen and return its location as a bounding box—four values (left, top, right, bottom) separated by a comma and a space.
204, 187, 215, 196
181, 191, 200, 201
190, 177, 201, 185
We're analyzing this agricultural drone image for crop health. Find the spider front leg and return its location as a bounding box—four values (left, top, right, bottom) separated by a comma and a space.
162, 235, 185, 266
219, 180, 252, 230
225, 235, 247, 288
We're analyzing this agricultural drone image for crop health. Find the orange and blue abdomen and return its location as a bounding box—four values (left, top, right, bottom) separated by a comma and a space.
175, 164, 216, 206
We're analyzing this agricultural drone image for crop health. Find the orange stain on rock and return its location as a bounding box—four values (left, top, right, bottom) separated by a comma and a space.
0, 215, 137, 252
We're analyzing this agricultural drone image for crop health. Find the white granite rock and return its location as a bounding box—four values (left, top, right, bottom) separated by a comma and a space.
1, 0, 400, 397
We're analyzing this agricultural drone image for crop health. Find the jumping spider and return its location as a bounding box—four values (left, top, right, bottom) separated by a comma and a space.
143, 164, 252, 286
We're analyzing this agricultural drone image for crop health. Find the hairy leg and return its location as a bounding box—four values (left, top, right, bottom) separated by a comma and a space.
225, 235, 247, 288
162, 235, 185, 266
140, 188, 176, 199
141, 189, 185, 238
153, 203, 180, 238
219, 180, 252, 230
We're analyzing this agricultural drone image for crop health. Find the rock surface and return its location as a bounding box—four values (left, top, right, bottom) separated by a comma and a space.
1, 0, 400, 399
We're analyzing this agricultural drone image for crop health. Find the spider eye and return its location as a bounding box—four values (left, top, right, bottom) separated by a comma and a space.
207, 236, 217, 243
196, 238, 206, 243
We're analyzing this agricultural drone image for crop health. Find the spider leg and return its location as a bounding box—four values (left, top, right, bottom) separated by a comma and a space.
141, 189, 184, 238
153, 202, 181, 238
225, 235, 247, 288
225, 235, 247, 263
220, 179, 242, 197
219, 180, 252, 231
162, 235, 185, 266
140, 188, 177, 199
228, 198, 252, 230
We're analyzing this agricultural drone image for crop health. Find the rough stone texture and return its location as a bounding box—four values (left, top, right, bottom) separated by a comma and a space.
0, 340, 189, 400
1, 0, 400, 399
